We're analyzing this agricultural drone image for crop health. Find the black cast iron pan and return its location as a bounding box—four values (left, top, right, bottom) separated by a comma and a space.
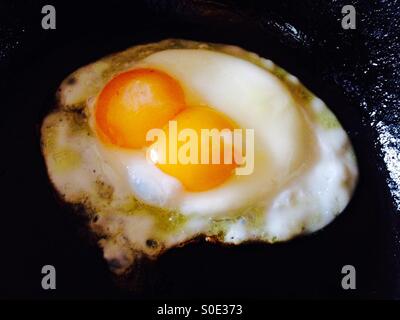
0, 0, 399, 299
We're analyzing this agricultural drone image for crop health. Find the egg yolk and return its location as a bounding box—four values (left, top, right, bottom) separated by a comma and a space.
95, 68, 186, 148
151, 107, 239, 191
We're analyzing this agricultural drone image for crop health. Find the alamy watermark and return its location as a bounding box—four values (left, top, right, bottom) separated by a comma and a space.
41, 5, 56, 30
341, 265, 356, 290
41, 265, 56, 290
342, 5, 356, 30
146, 120, 255, 175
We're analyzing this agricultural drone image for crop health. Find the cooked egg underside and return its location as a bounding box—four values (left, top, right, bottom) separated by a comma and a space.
41, 39, 357, 275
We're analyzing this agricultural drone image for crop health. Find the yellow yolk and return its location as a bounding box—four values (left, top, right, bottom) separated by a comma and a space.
95, 68, 186, 149
150, 107, 240, 191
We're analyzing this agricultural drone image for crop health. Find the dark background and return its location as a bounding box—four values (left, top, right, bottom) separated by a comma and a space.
0, 0, 399, 299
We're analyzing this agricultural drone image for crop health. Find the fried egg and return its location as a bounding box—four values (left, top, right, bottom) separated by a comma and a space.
41, 39, 358, 275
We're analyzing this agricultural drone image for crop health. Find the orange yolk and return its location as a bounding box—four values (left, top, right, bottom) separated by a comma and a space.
95, 68, 186, 148
151, 107, 240, 191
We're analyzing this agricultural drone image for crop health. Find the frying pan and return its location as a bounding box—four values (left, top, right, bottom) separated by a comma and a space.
0, 0, 399, 299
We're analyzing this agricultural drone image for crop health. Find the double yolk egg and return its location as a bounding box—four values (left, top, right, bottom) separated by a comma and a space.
95, 68, 240, 192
